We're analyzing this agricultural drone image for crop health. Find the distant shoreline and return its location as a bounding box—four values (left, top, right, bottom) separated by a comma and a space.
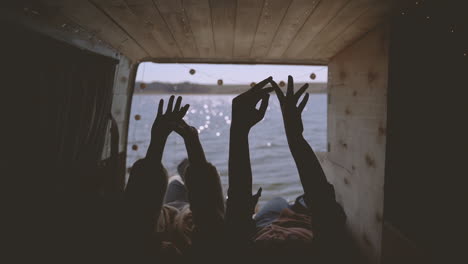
134, 81, 327, 95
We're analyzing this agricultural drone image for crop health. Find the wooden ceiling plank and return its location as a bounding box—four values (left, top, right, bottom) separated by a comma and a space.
153, 0, 199, 58
183, 0, 215, 58
210, 0, 236, 58
41, 0, 148, 60
233, 0, 264, 58
283, 0, 349, 58
125, 0, 181, 57
320, 1, 394, 60
298, 0, 374, 59
250, 0, 292, 58
267, 0, 320, 58
92, 0, 166, 58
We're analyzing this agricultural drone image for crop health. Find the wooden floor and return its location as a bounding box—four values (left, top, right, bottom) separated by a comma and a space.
11, 0, 398, 63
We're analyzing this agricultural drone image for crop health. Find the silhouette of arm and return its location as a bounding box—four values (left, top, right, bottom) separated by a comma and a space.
124, 96, 189, 248
174, 120, 224, 245
271, 77, 343, 224
226, 77, 273, 245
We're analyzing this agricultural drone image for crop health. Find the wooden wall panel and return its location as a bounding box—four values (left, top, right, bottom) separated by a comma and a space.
210, 0, 236, 58
283, 0, 348, 58
92, 0, 166, 58
153, 0, 199, 57
183, 0, 215, 58
322, 24, 389, 263
266, 0, 320, 58
233, 0, 263, 58
22, 0, 397, 63
299, 0, 372, 59
125, 0, 181, 57
250, 0, 291, 58
40, 0, 147, 61
319, 1, 393, 60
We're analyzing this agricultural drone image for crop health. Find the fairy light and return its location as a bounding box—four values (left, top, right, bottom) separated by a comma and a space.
134, 114, 141, 120
217, 79, 223, 86
279, 81, 286, 87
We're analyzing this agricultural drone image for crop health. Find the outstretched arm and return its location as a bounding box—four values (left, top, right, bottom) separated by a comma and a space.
226, 77, 273, 244
124, 96, 189, 248
174, 120, 224, 241
270, 76, 336, 213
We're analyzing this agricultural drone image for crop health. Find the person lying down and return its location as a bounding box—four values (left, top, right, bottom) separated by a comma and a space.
124, 76, 347, 263
124, 96, 224, 262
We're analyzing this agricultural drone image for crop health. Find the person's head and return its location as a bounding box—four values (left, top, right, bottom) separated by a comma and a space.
177, 158, 189, 179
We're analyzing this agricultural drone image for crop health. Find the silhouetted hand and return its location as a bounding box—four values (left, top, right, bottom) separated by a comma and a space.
231, 77, 274, 132
174, 119, 208, 165
147, 95, 189, 160
173, 119, 198, 140
270, 75, 309, 137
151, 95, 190, 139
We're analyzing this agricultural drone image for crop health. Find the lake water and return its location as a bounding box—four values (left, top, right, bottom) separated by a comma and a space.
127, 94, 327, 206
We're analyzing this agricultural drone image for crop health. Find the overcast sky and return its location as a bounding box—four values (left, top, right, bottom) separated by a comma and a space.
135, 62, 328, 85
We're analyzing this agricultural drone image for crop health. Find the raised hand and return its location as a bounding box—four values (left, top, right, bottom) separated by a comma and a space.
147, 95, 189, 160
270, 75, 309, 137
174, 119, 207, 165
231, 77, 274, 133
173, 119, 198, 140
151, 95, 190, 139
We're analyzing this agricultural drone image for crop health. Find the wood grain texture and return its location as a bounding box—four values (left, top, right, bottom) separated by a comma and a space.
40, 0, 147, 60
210, 0, 236, 58
92, 0, 166, 58
250, 0, 291, 58
183, 0, 215, 57
34, 0, 396, 64
125, 0, 181, 57
153, 0, 199, 57
233, 0, 264, 58
299, 0, 374, 59
284, 0, 349, 58
267, 0, 320, 58
323, 24, 389, 263
319, 1, 394, 60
